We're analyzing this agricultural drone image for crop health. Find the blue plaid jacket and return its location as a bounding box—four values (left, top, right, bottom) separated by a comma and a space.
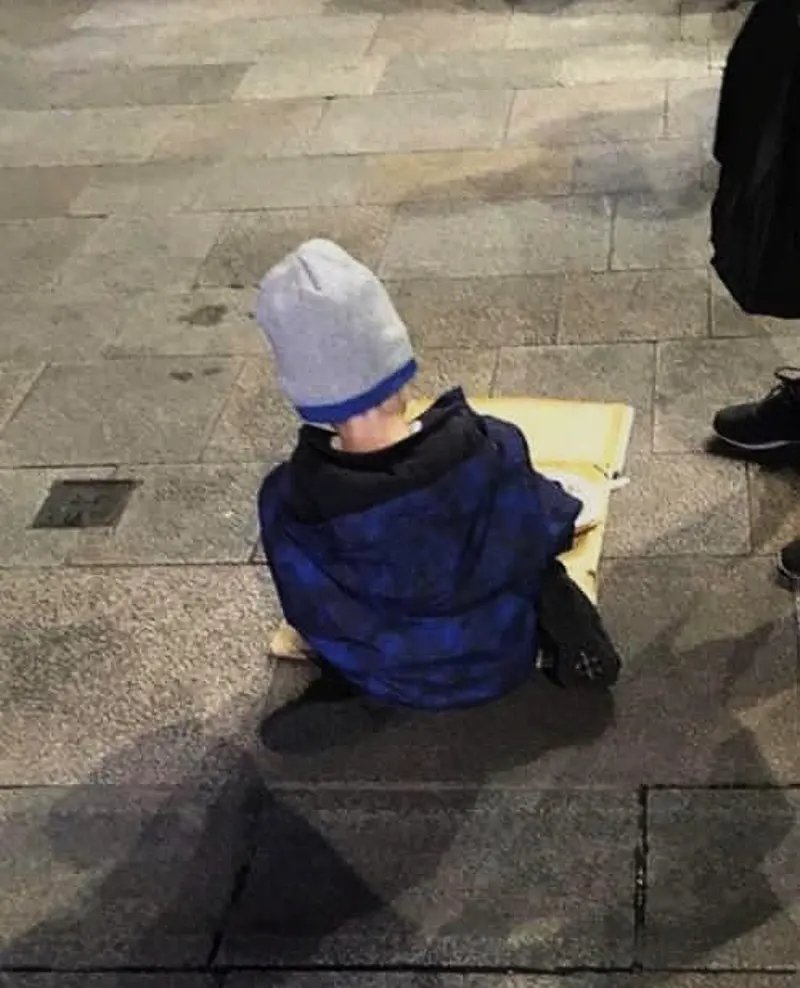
259, 393, 580, 709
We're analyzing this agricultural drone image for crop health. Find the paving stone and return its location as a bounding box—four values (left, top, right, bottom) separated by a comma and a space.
0, 107, 176, 167
645, 790, 800, 968
0, 59, 49, 111
191, 156, 370, 212
380, 43, 704, 95
571, 140, 708, 194
380, 198, 612, 279
0, 783, 257, 966
42, 63, 249, 109
235, 53, 387, 101
218, 789, 636, 967
74, 212, 224, 258
0, 466, 118, 567
0, 217, 100, 291
531, 0, 681, 13
369, 11, 510, 55
146, 14, 380, 65
494, 341, 654, 450
0, 364, 42, 431
409, 347, 497, 398
65, 463, 262, 566
471, 981, 779, 988
0, 290, 125, 361
0, 165, 90, 220
710, 269, 800, 338
377, 49, 560, 93
604, 453, 749, 557
329, 0, 507, 13
0, 110, 42, 166
748, 464, 800, 557
559, 269, 709, 344
361, 147, 573, 203
507, 12, 681, 48
197, 206, 393, 289
201, 361, 299, 463
74, 0, 325, 29
0, 358, 241, 466
69, 160, 213, 218
310, 90, 512, 155
557, 43, 711, 86
55, 213, 226, 293
0, 566, 277, 784
21, 24, 169, 69
3, 976, 216, 988
654, 337, 800, 452
506, 82, 667, 146
223, 979, 800, 988
708, 40, 732, 71
106, 288, 262, 357
665, 76, 722, 141
153, 100, 324, 160
680, 4, 752, 43
227, 975, 464, 988
0, 0, 95, 48
611, 189, 712, 271
330, 0, 507, 11
389, 275, 560, 348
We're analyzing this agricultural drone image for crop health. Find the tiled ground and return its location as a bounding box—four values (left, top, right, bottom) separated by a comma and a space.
0, 0, 797, 984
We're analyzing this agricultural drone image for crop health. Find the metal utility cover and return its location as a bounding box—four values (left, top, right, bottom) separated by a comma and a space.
32, 479, 139, 530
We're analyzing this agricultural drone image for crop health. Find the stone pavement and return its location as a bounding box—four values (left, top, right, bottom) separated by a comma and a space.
0, 0, 798, 984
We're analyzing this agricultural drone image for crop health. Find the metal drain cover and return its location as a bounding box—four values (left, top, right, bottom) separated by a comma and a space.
32, 479, 139, 530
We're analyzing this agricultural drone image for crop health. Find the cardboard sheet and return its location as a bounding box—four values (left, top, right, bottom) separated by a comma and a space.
269, 396, 634, 660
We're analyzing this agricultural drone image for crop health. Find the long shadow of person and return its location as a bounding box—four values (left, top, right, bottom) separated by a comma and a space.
0, 676, 612, 981
0, 736, 400, 977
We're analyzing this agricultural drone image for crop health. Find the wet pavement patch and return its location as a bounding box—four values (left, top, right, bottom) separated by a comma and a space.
180, 303, 228, 327
31, 479, 139, 529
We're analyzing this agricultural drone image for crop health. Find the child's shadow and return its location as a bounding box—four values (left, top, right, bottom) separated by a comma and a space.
260, 660, 615, 784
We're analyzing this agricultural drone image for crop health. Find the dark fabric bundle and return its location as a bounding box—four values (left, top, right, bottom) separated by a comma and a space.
711, 0, 800, 317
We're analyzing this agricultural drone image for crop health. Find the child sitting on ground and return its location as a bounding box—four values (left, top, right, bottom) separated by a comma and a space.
256, 239, 621, 710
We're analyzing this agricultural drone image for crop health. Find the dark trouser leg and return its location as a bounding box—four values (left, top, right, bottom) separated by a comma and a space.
301, 657, 362, 703
537, 560, 622, 688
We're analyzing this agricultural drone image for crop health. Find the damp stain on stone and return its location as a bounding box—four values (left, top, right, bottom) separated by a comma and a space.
32, 479, 140, 530
180, 304, 228, 327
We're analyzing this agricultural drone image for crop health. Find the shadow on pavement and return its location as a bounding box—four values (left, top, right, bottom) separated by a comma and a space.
0, 694, 793, 978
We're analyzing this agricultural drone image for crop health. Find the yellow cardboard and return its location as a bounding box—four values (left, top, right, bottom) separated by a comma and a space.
269, 397, 634, 660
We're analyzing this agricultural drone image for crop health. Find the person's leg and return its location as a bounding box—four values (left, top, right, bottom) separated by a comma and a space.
712, 370, 800, 586
537, 560, 622, 688
297, 657, 362, 703
713, 367, 800, 451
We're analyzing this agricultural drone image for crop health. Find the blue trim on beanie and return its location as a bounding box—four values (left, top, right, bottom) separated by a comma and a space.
296, 359, 418, 424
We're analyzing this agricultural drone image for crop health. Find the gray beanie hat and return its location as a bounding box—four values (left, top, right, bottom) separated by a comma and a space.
255, 239, 417, 425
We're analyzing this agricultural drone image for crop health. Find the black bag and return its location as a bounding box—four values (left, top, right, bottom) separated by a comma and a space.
711, 0, 800, 317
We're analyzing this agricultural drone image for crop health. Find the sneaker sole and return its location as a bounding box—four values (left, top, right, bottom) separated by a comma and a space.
776, 552, 800, 587
713, 430, 800, 452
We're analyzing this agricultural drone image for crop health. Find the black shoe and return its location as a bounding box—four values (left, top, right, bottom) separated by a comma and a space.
777, 539, 800, 584
713, 367, 800, 451
538, 562, 622, 689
